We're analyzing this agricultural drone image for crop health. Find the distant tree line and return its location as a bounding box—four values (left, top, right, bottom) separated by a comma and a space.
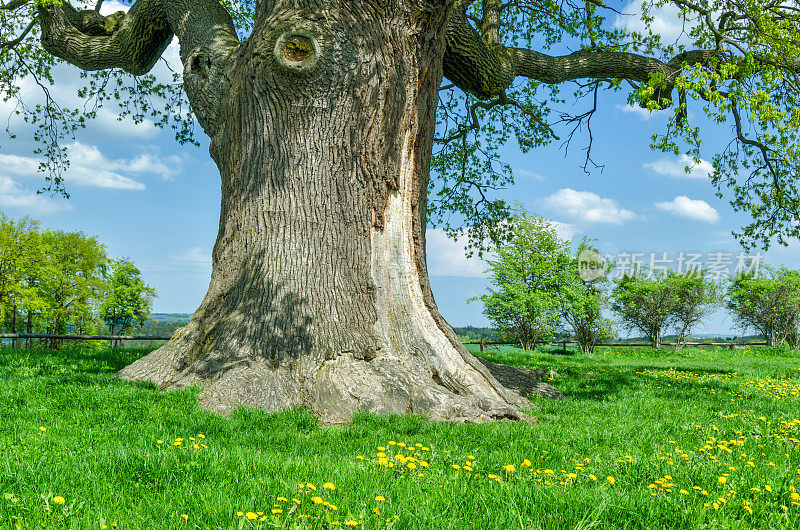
476, 213, 800, 352
0, 214, 155, 347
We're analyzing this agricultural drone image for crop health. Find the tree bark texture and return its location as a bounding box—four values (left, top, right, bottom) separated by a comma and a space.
92, 0, 551, 422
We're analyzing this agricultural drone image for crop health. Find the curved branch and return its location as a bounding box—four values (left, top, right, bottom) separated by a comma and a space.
37, 0, 239, 76
36, 0, 240, 136
37, 0, 172, 76
443, 8, 719, 101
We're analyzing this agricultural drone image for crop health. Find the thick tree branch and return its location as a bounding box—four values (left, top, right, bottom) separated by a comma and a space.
36, 0, 240, 135
443, 7, 719, 102
37, 0, 239, 76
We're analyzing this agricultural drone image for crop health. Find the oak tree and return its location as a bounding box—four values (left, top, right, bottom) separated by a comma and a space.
3, 0, 800, 420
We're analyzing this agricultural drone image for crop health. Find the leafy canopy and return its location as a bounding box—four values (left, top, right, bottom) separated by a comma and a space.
2, 0, 800, 249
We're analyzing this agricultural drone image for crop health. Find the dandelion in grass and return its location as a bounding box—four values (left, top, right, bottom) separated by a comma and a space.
323, 482, 335, 490
181, 514, 188, 521
344, 520, 358, 527
503, 464, 515, 473
39, 427, 46, 432
246, 512, 258, 520
606, 476, 616, 485
53, 496, 65, 505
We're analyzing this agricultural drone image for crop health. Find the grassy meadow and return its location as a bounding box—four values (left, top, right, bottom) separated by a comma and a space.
2, 343, 800, 528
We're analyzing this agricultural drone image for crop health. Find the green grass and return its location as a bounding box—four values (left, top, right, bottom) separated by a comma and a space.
2, 345, 800, 529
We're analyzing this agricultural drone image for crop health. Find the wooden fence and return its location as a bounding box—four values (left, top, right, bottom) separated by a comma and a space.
0, 334, 768, 350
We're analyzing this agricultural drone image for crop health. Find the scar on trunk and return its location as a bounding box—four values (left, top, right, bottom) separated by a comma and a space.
275, 30, 320, 71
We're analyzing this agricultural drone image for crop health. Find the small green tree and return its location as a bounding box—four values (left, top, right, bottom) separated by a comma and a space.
667, 273, 719, 350
561, 240, 615, 354
477, 215, 571, 351
611, 270, 678, 349
101, 258, 156, 337
727, 267, 800, 348
38, 230, 108, 347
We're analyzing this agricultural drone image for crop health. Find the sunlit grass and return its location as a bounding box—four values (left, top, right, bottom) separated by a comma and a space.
1, 344, 799, 528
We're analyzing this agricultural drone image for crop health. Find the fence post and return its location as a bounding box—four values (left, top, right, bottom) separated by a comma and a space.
479, 339, 485, 353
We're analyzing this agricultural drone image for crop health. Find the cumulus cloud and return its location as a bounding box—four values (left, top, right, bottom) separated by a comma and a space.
0, 142, 185, 190
543, 189, 637, 224
655, 196, 720, 223
426, 229, 488, 278
645, 154, 714, 180
615, 103, 654, 120
0, 176, 73, 215
614, 1, 695, 46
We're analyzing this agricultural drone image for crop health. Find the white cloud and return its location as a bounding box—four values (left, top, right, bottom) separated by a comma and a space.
614, 1, 695, 46
426, 229, 488, 278
0, 176, 73, 215
645, 154, 714, 180
655, 196, 720, 223
543, 189, 637, 225
550, 221, 581, 242
616, 103, 654, 121
513, 168, 545, 181
0, 142, 185, 190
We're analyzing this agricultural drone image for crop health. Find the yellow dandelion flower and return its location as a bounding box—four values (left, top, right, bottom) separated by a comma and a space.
198, 434, 205, 439
181, 514, 188, 521
39, 427, 46, 432
743, 505, 753, 515
467, 455, 476, 460
388, 441, 396, 445
277, 497, 287, 502
246, 512, 257, 520
173, 441, 181, 446
292, 498, 301, 505
323, 482, 335, 490
311, 496, 323, 504
407, 462, 417, 470
398, 442, 406, 448
452, 464, 461, 470
589, 474, 597, 481
193, 444, 200, 450
237, 512, 244, 516
271, 509, 282, 514
307, 483, 317, 491
680, 489, 689, 495
328, 504, 338, 511
415, 443, 423, 447
175, 438, 183, 442
375, 496, 385, 502
718, 476, 727, 484
606, 476, 616, 485
521, 459, 531, 468
53, 496, 65, 505
189, 437, 195, 441
503, 465, 515, 473
344, 520, 358, 526
377, 446, 386, 451
157, 440, 163, 444
765, 485, 773, 492
356, 455, 364, 460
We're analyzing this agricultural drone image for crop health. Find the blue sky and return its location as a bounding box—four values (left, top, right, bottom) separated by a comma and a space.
0, 1, 798, 335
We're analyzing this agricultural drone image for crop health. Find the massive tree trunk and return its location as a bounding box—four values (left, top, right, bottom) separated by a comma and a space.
46, 0, 526, 422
